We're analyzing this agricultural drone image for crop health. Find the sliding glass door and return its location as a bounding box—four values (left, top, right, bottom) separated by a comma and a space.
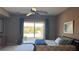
35, 22, 45, 39
23, 21, 45, 43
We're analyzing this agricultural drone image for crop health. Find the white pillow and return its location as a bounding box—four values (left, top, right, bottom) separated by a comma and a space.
55, 37, 62, 45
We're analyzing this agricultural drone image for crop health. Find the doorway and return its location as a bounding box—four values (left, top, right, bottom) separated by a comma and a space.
23, 21, 45, 43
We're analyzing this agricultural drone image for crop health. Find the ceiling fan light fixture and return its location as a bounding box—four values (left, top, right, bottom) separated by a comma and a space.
31, 7, 37, 12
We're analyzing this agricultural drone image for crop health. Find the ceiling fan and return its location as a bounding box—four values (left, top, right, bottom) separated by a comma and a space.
26, 7, 48, 16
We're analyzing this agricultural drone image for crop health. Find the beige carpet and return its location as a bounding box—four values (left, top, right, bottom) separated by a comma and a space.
0, 44, 34, 51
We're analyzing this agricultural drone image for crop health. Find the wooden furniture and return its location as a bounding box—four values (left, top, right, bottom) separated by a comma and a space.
36, 45, 76, 51
0, 36, 7, 48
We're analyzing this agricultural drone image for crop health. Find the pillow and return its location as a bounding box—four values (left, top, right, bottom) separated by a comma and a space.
35, 40, 46, 45
59, 38, 73, 45
55, 37, 62, 45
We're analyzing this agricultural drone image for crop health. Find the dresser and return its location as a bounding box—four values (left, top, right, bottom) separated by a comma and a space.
0, 36, 7, 48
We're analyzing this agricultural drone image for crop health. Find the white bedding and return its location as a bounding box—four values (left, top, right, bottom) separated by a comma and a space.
45, 40, 58, 46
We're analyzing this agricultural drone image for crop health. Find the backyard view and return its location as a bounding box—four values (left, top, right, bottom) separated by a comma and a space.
23, 22, 45, 43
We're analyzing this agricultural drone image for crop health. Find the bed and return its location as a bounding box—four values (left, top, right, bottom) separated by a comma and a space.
35, 40, 46, 45
45, 40, 57, 46
35, 45, 76, 51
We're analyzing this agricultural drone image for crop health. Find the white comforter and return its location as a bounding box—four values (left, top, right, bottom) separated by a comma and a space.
45, 40, 58, 46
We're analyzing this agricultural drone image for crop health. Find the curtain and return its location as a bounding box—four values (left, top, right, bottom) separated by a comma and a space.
17, 16, 24, 45
45, 17, 49, 39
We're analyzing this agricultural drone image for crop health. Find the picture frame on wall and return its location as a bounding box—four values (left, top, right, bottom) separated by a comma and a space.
63, 20, 73, 34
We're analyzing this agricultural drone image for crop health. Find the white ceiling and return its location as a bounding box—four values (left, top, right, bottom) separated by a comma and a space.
3, 7, 68, 15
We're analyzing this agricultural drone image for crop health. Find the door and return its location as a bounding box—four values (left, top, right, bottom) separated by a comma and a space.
35, 22, 45, 39
23, 21, 45, 43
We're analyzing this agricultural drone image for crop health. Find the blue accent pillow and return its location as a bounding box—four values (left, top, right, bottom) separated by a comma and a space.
35, 40, 46, 45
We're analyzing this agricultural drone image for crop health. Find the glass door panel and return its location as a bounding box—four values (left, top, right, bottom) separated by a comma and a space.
35, 22, 45, 39
23, 22, 34, 43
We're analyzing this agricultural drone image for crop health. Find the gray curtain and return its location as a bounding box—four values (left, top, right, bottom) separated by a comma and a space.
45, 17, 49, 39
17, 16, 24, 45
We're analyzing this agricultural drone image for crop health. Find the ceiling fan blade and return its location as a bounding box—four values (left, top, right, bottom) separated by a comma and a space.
26, 8, 48, 16
26, 13, 32, 16
37, 10, 48, 14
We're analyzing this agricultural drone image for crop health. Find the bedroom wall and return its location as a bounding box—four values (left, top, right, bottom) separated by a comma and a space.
48, 16, 57, 40
5, 15, 57, 45
57, 7, 79, 40
4, 16, 20, 45
0, 17, 6, 36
